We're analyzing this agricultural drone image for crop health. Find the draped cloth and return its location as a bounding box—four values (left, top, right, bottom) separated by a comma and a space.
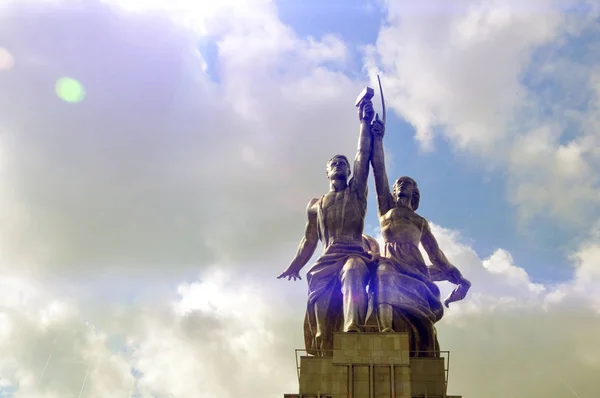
303, 241, 374, 356
367, 241, 444, 357
302, 185, 375, 356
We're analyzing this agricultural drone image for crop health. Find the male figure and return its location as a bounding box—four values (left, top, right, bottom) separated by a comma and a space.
278, 99, 380, 356
369, 120, 471, 357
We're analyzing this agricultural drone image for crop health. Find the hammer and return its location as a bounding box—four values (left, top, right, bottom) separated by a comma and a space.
355, 86, 374, 109
355, 76, 386, 125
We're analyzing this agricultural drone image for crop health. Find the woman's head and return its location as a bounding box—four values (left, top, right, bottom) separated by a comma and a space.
392, 176, 420, 210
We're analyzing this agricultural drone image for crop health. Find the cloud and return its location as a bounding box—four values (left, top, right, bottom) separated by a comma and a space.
0, 259, 307, 398
1, 1, 598, 398
420, 225, 600, 398
1, 222, 599, 397
127, 268, 303, 398
0, 0, 362, 395
549, 221, 600, 312
0, 0, 363, 277
366, 0, 600, 225
377, 223, 600, 396
0, 267, 133, 397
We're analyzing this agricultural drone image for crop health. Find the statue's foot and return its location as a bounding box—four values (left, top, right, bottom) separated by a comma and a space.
345, 325, 362, 333
381, 327, 394, 333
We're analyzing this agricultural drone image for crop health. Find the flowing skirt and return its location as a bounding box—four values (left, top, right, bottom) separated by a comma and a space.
369, 241, 444, 357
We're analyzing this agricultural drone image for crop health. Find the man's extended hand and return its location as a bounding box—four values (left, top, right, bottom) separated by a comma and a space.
359, 99, 375, 123
277, 268, 302, 281
371, 114, 385, 139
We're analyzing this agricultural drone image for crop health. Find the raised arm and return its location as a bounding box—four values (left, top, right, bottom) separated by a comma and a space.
370, 117, 393, 217
351, 100, 375, 195
277, 199, 319, 281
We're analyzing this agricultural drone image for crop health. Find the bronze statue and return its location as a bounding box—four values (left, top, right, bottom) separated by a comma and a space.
369, 115, 471, 357
277, 96, 381, 357
278, 77, 470, 359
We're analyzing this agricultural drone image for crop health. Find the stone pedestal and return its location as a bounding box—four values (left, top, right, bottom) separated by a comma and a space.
284, 332, 461, 398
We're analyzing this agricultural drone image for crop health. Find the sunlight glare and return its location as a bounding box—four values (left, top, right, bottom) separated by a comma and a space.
0, 47, 14, 71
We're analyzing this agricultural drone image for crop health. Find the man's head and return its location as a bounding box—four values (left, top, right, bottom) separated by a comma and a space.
392, 176, 420, 210
326, 155, 351, 181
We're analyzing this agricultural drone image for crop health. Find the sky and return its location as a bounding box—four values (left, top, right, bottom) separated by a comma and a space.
0, 0, 599, 397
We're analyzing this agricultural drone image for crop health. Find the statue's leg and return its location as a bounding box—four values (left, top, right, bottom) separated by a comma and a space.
339, 257, 369, 332
378, 304, 394, 332
313, 293, 334, 357
375, 261, 396, 332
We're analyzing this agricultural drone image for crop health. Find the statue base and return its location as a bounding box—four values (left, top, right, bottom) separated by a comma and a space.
283, 332, 461, 398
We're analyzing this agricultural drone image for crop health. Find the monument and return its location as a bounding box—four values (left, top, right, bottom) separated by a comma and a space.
277, 90, 379, 356
279, 77, 471, 398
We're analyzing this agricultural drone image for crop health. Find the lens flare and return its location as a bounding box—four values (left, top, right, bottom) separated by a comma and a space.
0, 48, 14, 71
55, 77, 85, 103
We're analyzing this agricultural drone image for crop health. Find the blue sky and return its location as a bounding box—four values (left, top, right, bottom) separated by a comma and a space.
277, 0, 384, 45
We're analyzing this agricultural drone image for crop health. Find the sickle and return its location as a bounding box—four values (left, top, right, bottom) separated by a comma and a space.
377, 74, 386, 126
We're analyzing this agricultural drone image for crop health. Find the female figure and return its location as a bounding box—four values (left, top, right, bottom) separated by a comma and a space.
369, 120, 471, 357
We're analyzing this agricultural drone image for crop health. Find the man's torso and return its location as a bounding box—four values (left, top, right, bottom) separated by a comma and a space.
311, 183, 367, 246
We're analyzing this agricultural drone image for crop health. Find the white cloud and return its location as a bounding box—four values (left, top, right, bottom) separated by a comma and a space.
366, 0, 600, 225
0, 0, 362, 277
127, 268, 301, 398
556, 222, 600, 313
482, 249, 546, 293
427, 225, 600, 397
0, 0, 359, 395
0, 261, 304, 397
1, 223, 598, 397
0, 267, 133, 397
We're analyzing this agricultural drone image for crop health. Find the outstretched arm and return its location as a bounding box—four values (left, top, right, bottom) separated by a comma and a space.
421, 219, 468, 284
277, 199, 319, 281
421, 219, 471, 307
351, 100, 375, 195
370, 117, 393, 217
